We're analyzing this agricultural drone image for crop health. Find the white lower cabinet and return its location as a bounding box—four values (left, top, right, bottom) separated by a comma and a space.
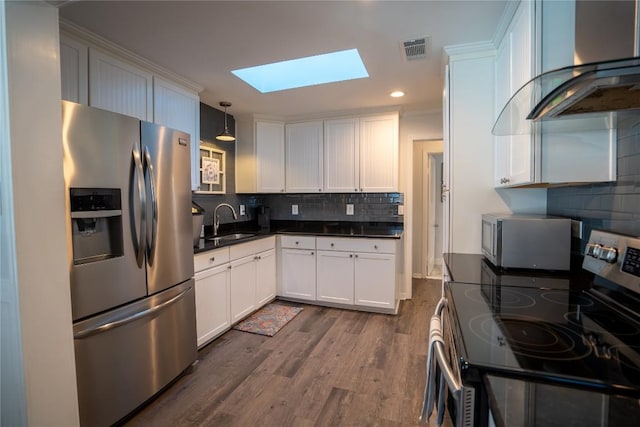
279, 236, 317, 301
255, 249, 276, 307
230, 254, 257, 323
278, 235, 398, 313
193, 236, 276, 348
194, 247, 231, 348
316, 251, 354, 304
354, 252, 395, 310
194, 263, 230, 348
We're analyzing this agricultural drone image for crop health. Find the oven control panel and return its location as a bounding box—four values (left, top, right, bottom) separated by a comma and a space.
584, 230, 640, 293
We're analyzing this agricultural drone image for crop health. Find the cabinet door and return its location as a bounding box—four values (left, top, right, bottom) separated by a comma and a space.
359, 114, 399, 192
230, 256, 256, 323
60, 35, 88, 104
286, 121, 323, 193
89, 48, 153, 121
324, 118, 359, 192
316, 250, 354, 305
281, 248, 316, 300
255, 249, 276, 307
354, 252, 395, 310
194, 264, 230, 348
153, 77, 201, 191
256, 121, 285, 193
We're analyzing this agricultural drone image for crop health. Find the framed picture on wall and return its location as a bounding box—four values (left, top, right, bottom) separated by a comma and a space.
197, 144, 226, 194
202, 156, 220, 185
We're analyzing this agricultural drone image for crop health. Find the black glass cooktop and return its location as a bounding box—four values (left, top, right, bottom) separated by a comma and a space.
446, 281, 640, 398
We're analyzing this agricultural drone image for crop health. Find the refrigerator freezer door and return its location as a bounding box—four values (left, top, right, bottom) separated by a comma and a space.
142, 121, 194, 295
73, 279, 197, 426
62, 101, 147, 320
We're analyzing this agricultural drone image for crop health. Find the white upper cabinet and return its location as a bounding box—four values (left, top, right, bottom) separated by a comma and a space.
494, 0, 534, 188
236, 118, 286, 193
152, 77, 200, 190
59, 29, 201, 190
285, 121, 323, 193
493, 0, 615, 187
359, 113, 399, 192
60, 34, 88, 104
323, 113, 398, 193
324, 118, 359, 192
89, 49, 153, 121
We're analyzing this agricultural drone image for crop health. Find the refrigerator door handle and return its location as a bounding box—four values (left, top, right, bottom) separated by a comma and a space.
131, 144, 146, 267
143, 145, 158, 265
73, 287, 191, 339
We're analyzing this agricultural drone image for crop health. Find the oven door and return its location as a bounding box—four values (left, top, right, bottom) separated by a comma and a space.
421, 298, 477, 427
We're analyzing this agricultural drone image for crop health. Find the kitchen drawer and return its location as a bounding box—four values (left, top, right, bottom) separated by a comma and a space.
316, 237, 395, 254
229, 235, 276, 260
280, 235, 316, 250
194, 247, 230, 272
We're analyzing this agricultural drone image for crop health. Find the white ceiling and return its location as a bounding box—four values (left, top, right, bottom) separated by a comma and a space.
59, 0, 508, 118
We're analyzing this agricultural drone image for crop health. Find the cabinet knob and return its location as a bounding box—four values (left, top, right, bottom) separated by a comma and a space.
355, 188, 358, 192
311, 251, 314, 255
209, 256, 215, 263
331, 243, 334, 247
227, 265, 232, 269
319, 189, 322, 192
355, 254, 358, 258
374, 245, 378, 249
349, 254, 353, 258
360, 188, 363, 192
295, 241, 299, 245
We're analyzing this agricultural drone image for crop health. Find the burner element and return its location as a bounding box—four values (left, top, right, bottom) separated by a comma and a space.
469, 313, 593, 361
464, 287, 536, 309
541, 291, 595, 307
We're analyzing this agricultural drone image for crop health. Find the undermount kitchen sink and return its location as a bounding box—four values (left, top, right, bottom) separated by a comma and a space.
206, 233, 257, 244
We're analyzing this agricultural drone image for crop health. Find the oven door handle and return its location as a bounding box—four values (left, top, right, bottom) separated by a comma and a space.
433, 339, 462, 397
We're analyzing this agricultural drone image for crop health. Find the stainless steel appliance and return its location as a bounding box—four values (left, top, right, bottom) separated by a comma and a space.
481, 213, 571, 270
62, 101, 196, 426
422, 231, 640, 426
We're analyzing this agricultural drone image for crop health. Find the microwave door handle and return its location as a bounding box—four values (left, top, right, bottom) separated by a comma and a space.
131, 144, 146, 267
143, 146, 157, 265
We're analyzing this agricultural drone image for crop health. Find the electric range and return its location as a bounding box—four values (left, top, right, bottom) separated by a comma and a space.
421, 230, 640, 427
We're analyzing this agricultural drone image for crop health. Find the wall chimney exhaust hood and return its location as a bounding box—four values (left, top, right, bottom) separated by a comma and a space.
493, 56, 640, 136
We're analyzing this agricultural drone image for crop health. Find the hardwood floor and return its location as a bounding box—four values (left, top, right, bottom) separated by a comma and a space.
124, 279, 452, 426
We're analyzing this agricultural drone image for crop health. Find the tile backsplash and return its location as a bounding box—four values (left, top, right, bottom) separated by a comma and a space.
192, 192, 404, 226
547, 112, 640, 242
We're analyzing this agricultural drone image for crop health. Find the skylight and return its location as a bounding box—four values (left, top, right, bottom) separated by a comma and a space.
231, 48, 369, 93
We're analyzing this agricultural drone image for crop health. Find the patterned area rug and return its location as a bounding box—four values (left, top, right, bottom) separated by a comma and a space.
232, 303, 303, 337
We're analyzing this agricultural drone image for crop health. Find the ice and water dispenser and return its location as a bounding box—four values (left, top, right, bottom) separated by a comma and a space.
70, 188, 123, 265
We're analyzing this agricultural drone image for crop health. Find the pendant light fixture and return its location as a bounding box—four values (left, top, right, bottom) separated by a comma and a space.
216, 101, 235, 142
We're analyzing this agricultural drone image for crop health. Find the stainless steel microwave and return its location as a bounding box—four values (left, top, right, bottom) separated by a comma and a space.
481, 213, 571, 270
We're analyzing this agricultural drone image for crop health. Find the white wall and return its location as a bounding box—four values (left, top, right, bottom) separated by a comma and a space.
398, 110, 443, 297
447, 46, 546, 254
3, 1, 79, 425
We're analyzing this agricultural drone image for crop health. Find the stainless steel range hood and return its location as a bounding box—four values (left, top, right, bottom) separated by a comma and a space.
493, 56, 640, 136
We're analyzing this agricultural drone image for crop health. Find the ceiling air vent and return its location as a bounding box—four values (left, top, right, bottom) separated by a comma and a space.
402, 37, 430, 61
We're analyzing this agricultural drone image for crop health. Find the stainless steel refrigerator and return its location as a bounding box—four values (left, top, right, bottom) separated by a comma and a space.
62, 101, 196, 426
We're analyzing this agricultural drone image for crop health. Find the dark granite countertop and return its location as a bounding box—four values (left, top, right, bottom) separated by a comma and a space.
194, 220, 403, 254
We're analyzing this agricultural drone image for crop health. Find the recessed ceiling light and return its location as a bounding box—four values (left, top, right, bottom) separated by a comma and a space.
390, 91, 405, 98
232, 48, 369, 93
